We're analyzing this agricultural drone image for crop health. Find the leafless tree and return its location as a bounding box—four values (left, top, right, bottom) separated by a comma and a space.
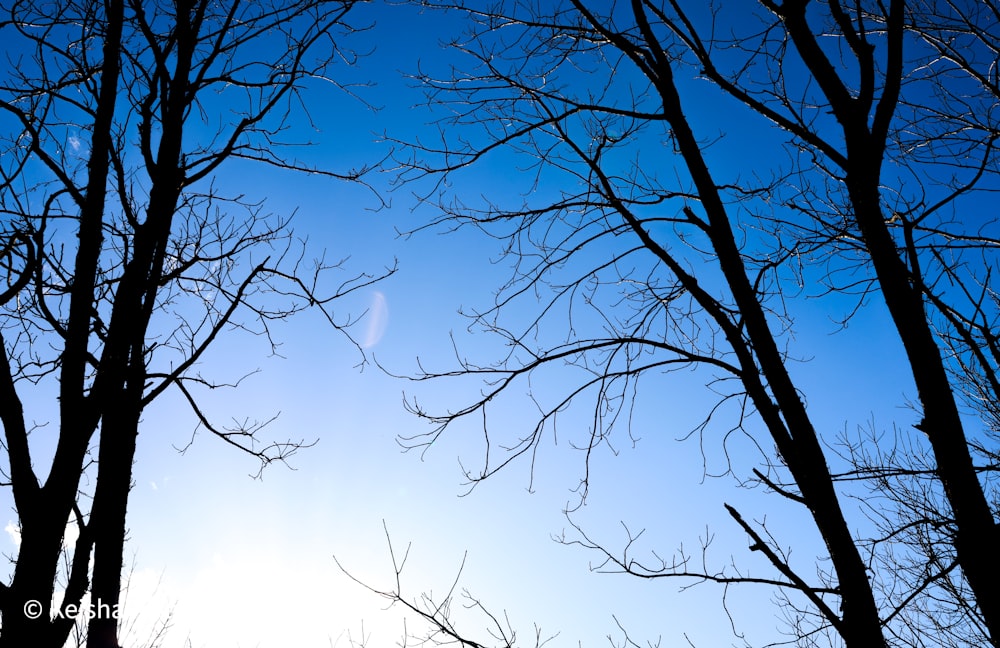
0, 1, 388, 646
386, 1, 1000, 646
336, 525, 557, 648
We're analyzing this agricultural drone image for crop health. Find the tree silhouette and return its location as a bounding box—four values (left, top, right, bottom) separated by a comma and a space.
386, 1, 1000, 646
0, 1, 386, 646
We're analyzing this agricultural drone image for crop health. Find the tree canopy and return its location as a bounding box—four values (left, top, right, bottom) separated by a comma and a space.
4, 1, 1000, 647
0, 1, 384, 646
364, 2, 1000, 647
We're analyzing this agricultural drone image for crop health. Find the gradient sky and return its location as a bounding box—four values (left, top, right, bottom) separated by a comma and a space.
1, 2, 929, 647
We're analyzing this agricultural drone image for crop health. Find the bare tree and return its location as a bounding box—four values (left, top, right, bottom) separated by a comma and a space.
337, 526, 557, 648
0, 1, 387, 647
387, 1, 1000, 646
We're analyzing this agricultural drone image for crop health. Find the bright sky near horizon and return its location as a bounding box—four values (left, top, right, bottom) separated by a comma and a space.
1, 2, 927, 647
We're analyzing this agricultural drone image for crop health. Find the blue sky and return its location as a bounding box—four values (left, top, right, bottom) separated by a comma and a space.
0, 1, 935, 646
